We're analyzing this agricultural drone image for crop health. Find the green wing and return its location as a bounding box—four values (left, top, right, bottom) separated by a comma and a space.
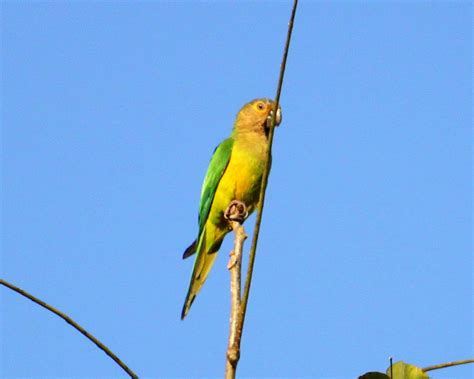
198, 138, 234, 232
182, 138, 233, 259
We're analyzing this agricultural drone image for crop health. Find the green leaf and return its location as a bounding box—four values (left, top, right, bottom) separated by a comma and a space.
386, 361, 429, 379
359, 372, 390, 379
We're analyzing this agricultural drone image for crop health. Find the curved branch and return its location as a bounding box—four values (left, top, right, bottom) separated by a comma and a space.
0, 279, 138, 379
240, 0, 299, 334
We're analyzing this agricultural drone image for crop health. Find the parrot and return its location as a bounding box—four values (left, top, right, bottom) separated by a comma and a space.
181, 98, 282, 319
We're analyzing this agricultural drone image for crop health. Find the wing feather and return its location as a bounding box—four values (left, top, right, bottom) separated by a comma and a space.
182, 138, 233, 260
197, 138, 234, 233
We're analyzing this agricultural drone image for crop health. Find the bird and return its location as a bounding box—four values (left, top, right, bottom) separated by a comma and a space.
181, 98, 282, 319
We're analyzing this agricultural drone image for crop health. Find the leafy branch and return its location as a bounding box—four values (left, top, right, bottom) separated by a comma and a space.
360, 358, 474, 378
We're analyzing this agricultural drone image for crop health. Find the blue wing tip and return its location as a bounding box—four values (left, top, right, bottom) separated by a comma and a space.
182, 239, 197, 259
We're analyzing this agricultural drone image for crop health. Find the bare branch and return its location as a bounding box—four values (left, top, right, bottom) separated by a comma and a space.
0, 279, 138, 378
422, 358, 474, 372
224, 200, 247, 379
224, 1, 299, 377
240, 0, 299, 339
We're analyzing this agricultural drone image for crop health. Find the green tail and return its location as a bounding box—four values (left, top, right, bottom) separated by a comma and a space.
181, 228, 224, 319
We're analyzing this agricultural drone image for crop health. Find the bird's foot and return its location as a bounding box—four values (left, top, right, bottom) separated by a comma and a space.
224, 200, 248, 224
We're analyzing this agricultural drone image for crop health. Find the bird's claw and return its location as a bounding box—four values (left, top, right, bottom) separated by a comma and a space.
224, 200, 248, 224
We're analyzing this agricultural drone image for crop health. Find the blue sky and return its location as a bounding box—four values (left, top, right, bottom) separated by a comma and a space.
1, 1, 472, 378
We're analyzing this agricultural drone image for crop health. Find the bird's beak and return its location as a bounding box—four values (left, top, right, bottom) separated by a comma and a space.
266, 106, 282, 128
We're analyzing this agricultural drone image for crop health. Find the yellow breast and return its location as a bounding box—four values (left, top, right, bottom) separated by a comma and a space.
210, 135, 268, 225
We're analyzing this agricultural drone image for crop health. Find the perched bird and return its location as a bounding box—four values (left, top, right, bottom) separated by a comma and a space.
181, 98, 282, 319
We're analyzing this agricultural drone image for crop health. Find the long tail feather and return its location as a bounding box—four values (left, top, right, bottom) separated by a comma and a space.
181, 226, 224, 319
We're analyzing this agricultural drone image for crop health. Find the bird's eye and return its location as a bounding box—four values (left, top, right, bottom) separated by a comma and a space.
256, 103, 265, 110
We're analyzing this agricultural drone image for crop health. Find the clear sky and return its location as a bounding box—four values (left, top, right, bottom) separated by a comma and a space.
1, 1, 472, 378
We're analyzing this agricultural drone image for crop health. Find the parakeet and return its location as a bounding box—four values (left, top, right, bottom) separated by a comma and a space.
181, 98, 282, 319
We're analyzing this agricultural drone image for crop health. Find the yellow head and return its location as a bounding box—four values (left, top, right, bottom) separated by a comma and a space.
234, 98, 282, 136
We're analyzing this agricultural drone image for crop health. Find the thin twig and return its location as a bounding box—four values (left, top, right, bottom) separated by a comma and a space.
0, 278, 138, 379
240, 0, 298, 331
224, 2, 298, 376
225, 219, 247, 379
422, 358, 474, 372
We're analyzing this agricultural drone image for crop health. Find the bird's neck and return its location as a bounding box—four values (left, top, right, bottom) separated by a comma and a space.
232, 130, 269, 158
